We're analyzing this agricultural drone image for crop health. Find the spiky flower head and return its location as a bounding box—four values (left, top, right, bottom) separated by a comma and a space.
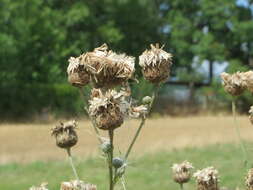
194, 167, 219, 190
67, 56, 90, 87
246, 168, 253, 190
88, 89, 125, 130
61, 180, 97, 190
29, 183, 48, 190
220, 72, 246, 96
51, 120, 78, 149
172, 161, 194, 184
81, 44, 135, 88
139, 44, 173, 83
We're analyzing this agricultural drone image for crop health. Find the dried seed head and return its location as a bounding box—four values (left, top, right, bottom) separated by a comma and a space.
193, 167, 219, 190
112, 157, 124, 169
220, 72, 246, 96
51, 120, 78, 149
82, 44, 135, 88
242, 71, 253, 93
246, 168, 253, 190
172, 161, 193, 184
139, 44, 173, 83
61, 180, 97, 190
249, 106, 253, 125
88, 89, 125, 130
29, 183, 49, 190
67, 57, 90, 87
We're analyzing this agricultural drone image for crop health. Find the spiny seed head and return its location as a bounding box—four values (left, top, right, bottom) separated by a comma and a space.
67, 56, 90, 87
82, 44, 135, 88
112, 157, 124, 169
142, 96, 152, 105
51, 120, 78, 149
246, 168, 253, 190
194, 167, 219, 190
172, 161, 194, 184
139, 44, 173, 83
220, 72, 246, 96
88, 89, 126, 130
61, 180, 97, 190
29, 183, 49, 190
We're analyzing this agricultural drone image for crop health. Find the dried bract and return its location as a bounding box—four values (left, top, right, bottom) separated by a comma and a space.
61, 180, 97, 190
29, 183, 49, 190
88, 89, 125, 130
67, 57, 90, 87
220, 72, 246, 96
194, 167, 219, 190
51, 120, 78, 149
82, 44, 135, 88
139, 44, 172, 83
172, 161, 193, 184
246, 168, 253, 190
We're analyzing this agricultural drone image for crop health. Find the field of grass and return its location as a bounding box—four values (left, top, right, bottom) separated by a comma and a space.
1, 116, 253, 189
1, 143, 252, 190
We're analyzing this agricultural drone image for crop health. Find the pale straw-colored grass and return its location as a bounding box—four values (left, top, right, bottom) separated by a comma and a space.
0, 115, 252, 164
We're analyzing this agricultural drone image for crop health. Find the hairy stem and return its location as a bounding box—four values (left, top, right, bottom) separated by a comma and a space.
108, 129, 114, 190
232, 99, 248, 167
124, 85, 160, 160
66, 148, 79, 181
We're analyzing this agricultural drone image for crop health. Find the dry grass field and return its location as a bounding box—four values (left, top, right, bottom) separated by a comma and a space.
0, 115, 252, 164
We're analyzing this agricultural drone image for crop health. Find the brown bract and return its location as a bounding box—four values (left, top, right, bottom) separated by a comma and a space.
246, 168, 253, 190
67, 57, 90, 87
61, 180, 97, 190
172, 161, 193, 184
194, 167, 219, 190
88, 89, 125, 130
81, 44, 135, 88
51, 120, 78, 149
139, 44, 173, 83
220, 72, 246, 96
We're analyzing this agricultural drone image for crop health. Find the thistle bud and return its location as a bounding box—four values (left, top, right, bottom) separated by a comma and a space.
29, 183, 48, 190
139, 44, 173, 83
246, 168, 253, 190
61, 180, 96, 190
194, 167, 219, 190
112, 157, 124, 169
142, 96, 152, 105
172, 161, 193, 185
51, 120, 78, 149
100, 140, 111, 154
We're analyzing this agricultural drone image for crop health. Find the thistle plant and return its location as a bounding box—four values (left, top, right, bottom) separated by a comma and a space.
193, 167, 219, 190
172, 161, 194, 190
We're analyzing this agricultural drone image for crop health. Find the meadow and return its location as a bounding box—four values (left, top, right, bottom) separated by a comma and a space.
1, 116, 253, 189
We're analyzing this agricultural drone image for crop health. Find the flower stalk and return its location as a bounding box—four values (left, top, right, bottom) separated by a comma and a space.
66, 148, 79, 181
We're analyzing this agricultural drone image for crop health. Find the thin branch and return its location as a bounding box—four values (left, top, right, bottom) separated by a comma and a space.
66, 148, 79, 181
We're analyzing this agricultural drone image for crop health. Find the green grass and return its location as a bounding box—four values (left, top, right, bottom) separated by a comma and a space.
1, 143, 253, 190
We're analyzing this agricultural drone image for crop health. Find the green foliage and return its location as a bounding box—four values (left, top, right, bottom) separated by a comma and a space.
0, 143, 252, 189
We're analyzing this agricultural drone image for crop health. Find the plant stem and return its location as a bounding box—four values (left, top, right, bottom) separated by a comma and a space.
124, 85, 160, 160
232, 99, 248, 167
108, 129, 114, 190
180, 183, 184, 190
66, 148, 79, 181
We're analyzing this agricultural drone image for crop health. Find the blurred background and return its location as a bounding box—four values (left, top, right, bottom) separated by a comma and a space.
2, 0, 253, 189
2, 0, 253, 121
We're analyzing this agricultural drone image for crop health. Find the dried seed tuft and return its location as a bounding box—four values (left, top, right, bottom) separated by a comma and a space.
172, 161, 193, 185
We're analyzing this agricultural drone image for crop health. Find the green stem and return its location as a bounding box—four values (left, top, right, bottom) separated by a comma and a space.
180, 183, 184, 190
66, 148, 79, 181
108, 129, 114, 190
232, 99, 248, 167
124, 85, 160, 160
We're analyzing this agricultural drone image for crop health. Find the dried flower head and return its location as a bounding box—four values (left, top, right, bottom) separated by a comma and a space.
172, 161, 194, 184
246, 168, 253, 190
81, 44, 135, 88
139, 44, 173, 83
249, 106, 253, 125
29, 183, 49, 190
51, 120, 78, 149
220, 72, 246, 96
88, 89, 125, 130
242, 71, 253, 93
194, 167, 219, 190
61, 180, 97, 190
67, 56, 90, 87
